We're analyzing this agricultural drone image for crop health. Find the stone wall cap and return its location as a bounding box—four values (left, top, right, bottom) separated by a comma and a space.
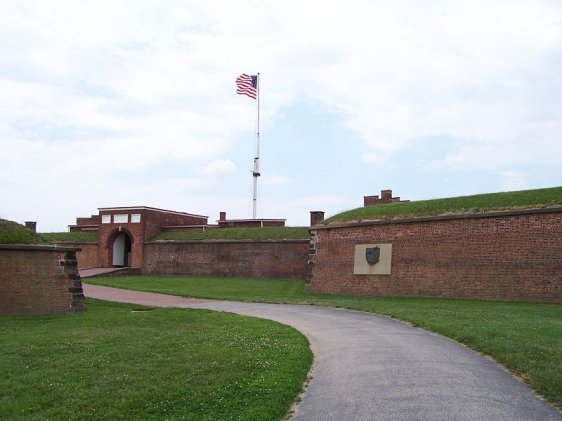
0, 244, 82, 252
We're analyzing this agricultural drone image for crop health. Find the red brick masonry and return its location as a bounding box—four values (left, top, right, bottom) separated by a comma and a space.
96, 207, 208, 268
56, 242, 98, 269
0, 245, 85, 314
309, 208, 562, 301
143, 239, 309, 279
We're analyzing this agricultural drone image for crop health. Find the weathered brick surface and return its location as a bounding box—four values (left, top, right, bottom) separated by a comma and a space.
75, 243, 99, 268
309, 209, 562, 301
98, 208, 208, 268
364, 189, 402, 206
143, 240, 309, 279
76, 215, 100, 225
0, 245, 84, 314
54, 242, 98, 269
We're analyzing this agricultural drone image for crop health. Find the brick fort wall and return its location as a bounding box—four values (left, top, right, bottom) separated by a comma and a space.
54, 242, 98, 269
143, 240, 309, 279
75, 243, 99, 268
0, 245, 85, 314
309, 208, 562, 301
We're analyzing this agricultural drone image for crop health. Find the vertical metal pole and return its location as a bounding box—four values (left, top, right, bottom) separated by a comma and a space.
252, 73, 260, 219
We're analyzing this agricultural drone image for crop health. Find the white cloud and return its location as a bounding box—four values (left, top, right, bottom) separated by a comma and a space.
1, 0, 561, 230
197, 159, 237, 177
500, 170, 529, 192
288, 1, 562, 164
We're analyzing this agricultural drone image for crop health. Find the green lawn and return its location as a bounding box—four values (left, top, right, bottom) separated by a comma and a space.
0, 299, 312, 420
325, 185, 562, 223
87, 275, 562, 409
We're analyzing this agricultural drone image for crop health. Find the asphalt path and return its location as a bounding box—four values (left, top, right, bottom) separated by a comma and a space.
83, 284, 561, 421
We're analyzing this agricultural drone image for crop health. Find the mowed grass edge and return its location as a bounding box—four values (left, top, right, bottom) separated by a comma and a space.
0, 299, 312, 420
87, 275, 562, 409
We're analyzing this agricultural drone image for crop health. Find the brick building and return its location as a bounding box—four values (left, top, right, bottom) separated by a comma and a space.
70, 207, 286, 269
71, 207, 208, 268
216, 211, 285, 228
363, 189, 405, 207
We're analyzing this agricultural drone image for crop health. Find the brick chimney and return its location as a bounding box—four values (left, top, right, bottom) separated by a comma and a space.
310, 211, 325, 226
219, 212, 226, 222
364, 189, 402, 207
381, 189, 393, 201
25, 221, 37, 233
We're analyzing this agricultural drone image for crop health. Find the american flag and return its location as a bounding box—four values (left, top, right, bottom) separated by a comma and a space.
236, 74, 258, 99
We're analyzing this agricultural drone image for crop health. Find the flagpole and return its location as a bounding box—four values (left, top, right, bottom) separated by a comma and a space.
252, 73, 260, 219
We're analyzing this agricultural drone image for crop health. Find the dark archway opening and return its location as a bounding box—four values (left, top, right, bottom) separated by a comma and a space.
111, 231, 132, 267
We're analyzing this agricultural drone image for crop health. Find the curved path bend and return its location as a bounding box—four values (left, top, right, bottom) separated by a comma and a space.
83, 284, 561, 421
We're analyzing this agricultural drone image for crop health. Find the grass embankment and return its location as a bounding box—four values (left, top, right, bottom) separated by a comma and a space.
0, 219, 44, 244
149, 226, 310, 241
0, 219, 98, 245
325, 186, 562, 223
0, 299, 312, 420
41, 232, 99, 244
87, 275, 562, 409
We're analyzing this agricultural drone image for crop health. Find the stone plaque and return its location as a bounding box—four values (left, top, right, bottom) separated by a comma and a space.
113, 214, 129, 223
353, 243, 392, 275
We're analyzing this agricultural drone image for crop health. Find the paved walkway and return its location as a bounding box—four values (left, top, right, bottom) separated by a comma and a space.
83, 284, 561, 421
80, 267, 132, 278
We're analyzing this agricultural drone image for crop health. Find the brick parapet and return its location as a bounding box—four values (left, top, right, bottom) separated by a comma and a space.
142, 240, 309, 279
309, 207, 562, 301
0, 245, 85, 314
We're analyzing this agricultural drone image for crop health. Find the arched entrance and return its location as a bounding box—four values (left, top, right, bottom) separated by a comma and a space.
108, 229, 133, 267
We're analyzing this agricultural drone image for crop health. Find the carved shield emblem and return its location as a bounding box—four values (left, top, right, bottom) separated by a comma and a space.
365, 246, 380, 266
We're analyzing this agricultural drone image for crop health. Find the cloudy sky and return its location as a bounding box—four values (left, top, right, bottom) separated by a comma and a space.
1, 1, 561, 231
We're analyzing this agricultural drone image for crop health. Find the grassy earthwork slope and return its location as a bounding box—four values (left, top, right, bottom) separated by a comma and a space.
40, 232, 99, 244
0, 219, 44, 244
325, 186, 562, 224
149, 226, 310, 241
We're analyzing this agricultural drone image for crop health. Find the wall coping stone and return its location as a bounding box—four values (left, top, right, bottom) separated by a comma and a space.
313, 206, 562, 231
0, 244, 82, 252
